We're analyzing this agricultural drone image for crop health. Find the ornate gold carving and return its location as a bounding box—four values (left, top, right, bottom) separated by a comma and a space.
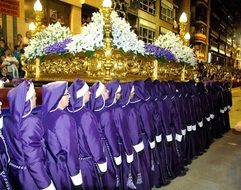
22, 49, 158, 82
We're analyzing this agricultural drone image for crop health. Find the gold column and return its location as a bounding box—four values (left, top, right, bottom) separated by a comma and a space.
70, 5, 82, 34
101, 0, 113, 81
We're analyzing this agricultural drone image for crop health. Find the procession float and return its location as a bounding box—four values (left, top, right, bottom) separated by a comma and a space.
22, 0, 197, 83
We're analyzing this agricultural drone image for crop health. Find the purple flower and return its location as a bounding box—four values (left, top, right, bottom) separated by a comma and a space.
44, 38, 72, 55
144, 43, 176, 62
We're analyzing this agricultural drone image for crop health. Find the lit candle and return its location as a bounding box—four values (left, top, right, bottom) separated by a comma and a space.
29, 22, 36, 31
179, 12, 187, 23
34, 0, 43, 11
102, 0, 112, 8
184, 32, 191, 40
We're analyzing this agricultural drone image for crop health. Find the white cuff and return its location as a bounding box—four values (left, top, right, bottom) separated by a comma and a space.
187, 125, 192, 132
126, 153, 134, 163
98, 162, 107, 173
181, 129, 186, 136
149, 140, 156, 149
0, 117, 3, 130
198, 121, 203, 128
206, 117, 211, 122
220, 109, 225, 114
210, 114, 214, 119
175, 134, 182, 142
224, 107, 227, 112
228, 105, 231, 110
71, 171, 83, 186
114, 155, 122, 166
155, 134, 162, 143
133, 141, 144, 153
166, 134, 173, 142
41, 181, 56, 190
192, 125, 197, 131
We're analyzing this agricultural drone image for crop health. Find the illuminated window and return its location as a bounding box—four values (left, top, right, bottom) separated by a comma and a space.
139, 25, 155, 43
161, 1, 174, 23
139, 0, 156, 15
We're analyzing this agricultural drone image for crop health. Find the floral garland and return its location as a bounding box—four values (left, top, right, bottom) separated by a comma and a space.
24, 22, 71, 60
154, 32, 197, 65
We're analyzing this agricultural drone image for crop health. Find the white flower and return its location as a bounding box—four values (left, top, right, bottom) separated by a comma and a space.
24, 22, 71, 60
24, 10, 147, 58
111, 11, 146, 55
154, 32, 197, 65
66, 12, 104, 53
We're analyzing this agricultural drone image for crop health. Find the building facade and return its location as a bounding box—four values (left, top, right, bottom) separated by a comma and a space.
208, 0, 236, 66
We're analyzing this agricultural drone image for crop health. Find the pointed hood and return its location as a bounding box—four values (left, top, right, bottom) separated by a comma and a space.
118, 82, 133, 107
7, 80, 35, 124
42, 81, 68, 114
105, 80, 121, 107
88, 81, 106, 112
130, 80, 150, 103
68, 79, 89, 112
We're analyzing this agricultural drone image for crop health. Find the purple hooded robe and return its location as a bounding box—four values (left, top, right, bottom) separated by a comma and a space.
67, 79, 107, 190
88, 81, 121, 190
119, 82, 151, 190
41, 81, 82, 190
145, 78, 170, 187
0, 104, 12, 190
129, 80, 156, 189
105, 80, 135, 189
3, 81, 55, 190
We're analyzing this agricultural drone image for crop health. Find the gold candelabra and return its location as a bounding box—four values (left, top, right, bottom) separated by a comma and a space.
179, 12, 188, 44
29, 0, 44, 34
101, 0, 113, 81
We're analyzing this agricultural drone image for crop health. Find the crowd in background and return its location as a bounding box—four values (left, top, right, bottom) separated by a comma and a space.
0, 32, 31, 86
196, 61, 241, 88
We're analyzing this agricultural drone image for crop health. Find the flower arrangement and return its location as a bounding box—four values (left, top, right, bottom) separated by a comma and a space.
144, 43, 176, 63
154, 32, 197, 65
24, 22, 71, 60
111, 11, 146, 55
24, 10, 147, 60
24, 11, 196, 66
66, 12, 104, 54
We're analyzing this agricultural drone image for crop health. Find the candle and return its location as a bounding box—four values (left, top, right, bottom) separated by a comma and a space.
34, 0, 43, 11
102, 0, 112, 8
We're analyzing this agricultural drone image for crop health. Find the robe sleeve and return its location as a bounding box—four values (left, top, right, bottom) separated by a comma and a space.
101, 111, 121, 165
159, 101, 173, 142
139, 103, 156, 149
80, 112, 107, 169
113, 108, 134, 163
54, 114, 82, 186
20, 117, 53, 189
153, 102, 162, 143
128, 108, 144, 153
171, 102, 182, 142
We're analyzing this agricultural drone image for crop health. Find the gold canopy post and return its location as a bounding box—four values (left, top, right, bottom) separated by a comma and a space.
101, 0, 113, 81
